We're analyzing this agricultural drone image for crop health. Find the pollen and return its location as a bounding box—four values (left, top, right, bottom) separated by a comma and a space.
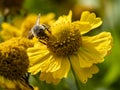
0, 37, 33, 80
47, 29, 82, 56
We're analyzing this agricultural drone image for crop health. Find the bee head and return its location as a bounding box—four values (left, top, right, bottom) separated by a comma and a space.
32, 24, 46, 37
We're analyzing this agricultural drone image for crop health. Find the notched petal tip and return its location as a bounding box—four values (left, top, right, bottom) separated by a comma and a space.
80, 65, 99, 84
80, 11, 102, 34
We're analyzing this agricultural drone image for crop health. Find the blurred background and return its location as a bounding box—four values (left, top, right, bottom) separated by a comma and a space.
0, 0, 120, 90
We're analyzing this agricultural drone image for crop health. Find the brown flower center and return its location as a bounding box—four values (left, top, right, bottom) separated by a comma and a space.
0, 37, 33, 80
47, 29, 82, 56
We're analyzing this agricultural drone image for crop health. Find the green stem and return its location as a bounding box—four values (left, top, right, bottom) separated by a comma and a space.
68, 56, 81, 90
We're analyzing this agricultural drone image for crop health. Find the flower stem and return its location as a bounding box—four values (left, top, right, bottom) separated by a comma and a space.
68, 56, 81, 90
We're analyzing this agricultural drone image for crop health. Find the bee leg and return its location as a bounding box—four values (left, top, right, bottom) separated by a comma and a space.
39, 39, 47, 45
22, 73, 34, 90
42, 24, 51, 33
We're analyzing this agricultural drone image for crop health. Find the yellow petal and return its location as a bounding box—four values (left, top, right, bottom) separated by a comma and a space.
80, 11, 102, 34
70, 55, 99, 83
28, 46, 62, 74
40, 72, 52, 83
52, 57, 70, 79
82, 32, 112, 57
27, 47, 50, 65
28, 54, 52, 74
28, 54, 61, 74
51, 11, 72, 36
0, 23, 21, 40
57, 10, 72, 23
40, 72, 60, 84
79, 65, 99, 83
41, 56, 62, 73
0, 76, 15, 88
72, 21, 91, 35
78, 47, 104, 68
40, 13, 55, 25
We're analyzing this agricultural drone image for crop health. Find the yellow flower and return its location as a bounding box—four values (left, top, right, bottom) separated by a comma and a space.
0, 37, 33, 89
12, 16, 24, 28
0, 13, 55, 41
0, 23, 22, 40
27, 11, 112, 84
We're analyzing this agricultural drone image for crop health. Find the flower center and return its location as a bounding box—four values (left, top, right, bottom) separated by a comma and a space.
0, 46, 29, 80
0, 38, 33, 80
47, 29, 82, 56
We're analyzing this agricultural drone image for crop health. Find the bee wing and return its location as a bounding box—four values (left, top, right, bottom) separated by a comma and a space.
36, 14, 41, 25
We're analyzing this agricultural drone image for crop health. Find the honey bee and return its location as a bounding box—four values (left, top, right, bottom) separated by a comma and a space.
27, 14, 51, 40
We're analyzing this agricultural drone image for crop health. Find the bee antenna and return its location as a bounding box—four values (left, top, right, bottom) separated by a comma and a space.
36, 13, 41, 25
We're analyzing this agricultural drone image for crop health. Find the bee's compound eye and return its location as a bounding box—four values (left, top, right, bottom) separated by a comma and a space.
32, 25, 45, 36
33, 25, 40, 31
